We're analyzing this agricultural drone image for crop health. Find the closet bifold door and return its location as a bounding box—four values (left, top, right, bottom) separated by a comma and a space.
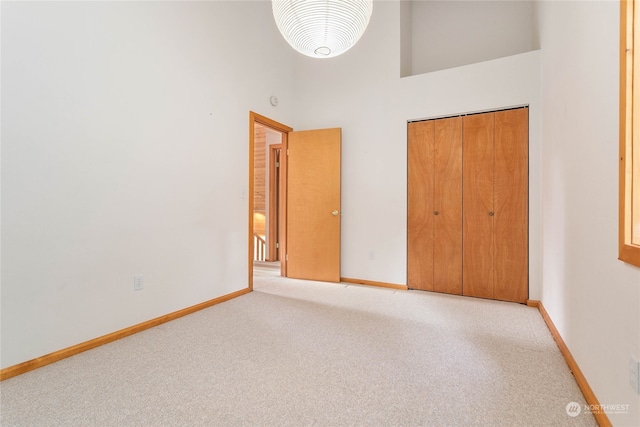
408, 121, 435, 291
463, 113, 496, 299
494, 108, 528, 303
408, 117, 463, 294
433, 117, 463, 294
462, 108, 529, 303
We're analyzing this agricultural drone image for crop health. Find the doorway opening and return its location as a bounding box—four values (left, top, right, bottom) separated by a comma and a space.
249, 112, 292, 290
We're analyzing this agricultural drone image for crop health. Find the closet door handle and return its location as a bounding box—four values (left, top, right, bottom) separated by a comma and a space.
434, 211, 439, 216
488, 211, 494, 217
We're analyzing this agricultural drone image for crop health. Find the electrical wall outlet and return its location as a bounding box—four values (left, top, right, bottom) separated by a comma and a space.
368, 250, 375, 261
630, 356, 640, 395
134, 274, 144, 291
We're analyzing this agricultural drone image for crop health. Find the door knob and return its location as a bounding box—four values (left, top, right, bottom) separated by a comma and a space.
332, 210, 339, 216
434, 211, 439, 216
488, 211, 495, 216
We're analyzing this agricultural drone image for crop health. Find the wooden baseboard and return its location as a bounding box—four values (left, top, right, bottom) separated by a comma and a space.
340, 277, 408, 291
0, 287, 251, 381
528, 300, 612, 427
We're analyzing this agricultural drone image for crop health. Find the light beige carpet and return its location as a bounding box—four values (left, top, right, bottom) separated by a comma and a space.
0, 267, 596, 426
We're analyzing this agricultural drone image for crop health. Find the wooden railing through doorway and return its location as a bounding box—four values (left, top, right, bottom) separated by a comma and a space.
254, 233, 266, 261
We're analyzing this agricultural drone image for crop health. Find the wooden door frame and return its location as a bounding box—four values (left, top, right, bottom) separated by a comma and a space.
267, 144, 283, 261
249, 112, 292, 290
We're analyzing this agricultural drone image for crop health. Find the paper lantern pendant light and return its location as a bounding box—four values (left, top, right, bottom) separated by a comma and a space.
272, 0, 374, 59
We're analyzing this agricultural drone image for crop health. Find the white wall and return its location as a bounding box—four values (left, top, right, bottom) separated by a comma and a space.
292, 1, 541, 297
409, 0, 535, 75
536, 1, 640, 425
1, 1, 295, 368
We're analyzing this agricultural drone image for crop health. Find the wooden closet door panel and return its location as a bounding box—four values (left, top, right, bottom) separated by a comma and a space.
494, 109, 528, 302
463, 113, 495, 299
408, 121, 435, 290
433, 117, 463, 295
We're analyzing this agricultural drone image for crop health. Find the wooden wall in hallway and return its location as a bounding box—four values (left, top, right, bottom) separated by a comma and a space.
254, 124, 266, 235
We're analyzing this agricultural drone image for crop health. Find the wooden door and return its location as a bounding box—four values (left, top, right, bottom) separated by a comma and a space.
407, 117, 462, 293
408, 121, 435, 290
409, 109, 527, 302
287, 128, 341, 282
494, 109, 528, 302
433, 117, 463, 294
463, 113, 495, 299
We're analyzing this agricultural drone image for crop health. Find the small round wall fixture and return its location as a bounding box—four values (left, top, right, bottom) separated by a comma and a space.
272, 0, 373, 59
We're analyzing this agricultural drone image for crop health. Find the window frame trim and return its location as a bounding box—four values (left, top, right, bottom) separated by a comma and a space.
619, 0, 640, 266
